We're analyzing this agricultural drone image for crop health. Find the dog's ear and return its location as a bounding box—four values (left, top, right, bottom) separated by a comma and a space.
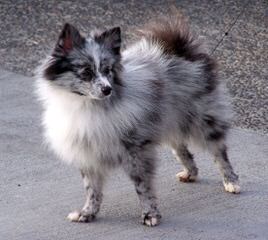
53, 23, 85, 57
95, 27, 121, 55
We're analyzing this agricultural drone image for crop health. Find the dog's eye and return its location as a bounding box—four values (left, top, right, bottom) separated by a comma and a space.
84, 67, 92, 75
103, 66, 111, 75
81, 67, 93, 79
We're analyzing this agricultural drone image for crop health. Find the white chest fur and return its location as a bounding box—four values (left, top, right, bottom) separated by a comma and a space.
40, 83, 125, 170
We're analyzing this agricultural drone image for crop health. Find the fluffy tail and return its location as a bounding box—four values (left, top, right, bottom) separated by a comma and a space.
138, 8, 218, 93
137, 8, 205, 61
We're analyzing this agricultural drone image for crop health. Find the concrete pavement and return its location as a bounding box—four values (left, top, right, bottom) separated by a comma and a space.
0, 69, 267, 239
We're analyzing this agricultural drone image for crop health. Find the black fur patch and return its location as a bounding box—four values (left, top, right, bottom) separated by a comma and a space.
112, 61, 123, 86
204, 115, 216, 127
186, 150, 194, 160
204, 115, 230, 141
44, 58, 71, 80
131, 175, 142, 185
208, 130, 225, 141
220, 146, 230, 163
140, 139, 152, 147
95, 27, 121, 56
136, 189, 142, 195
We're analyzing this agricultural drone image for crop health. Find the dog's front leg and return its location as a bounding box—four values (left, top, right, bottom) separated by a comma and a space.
124, 153, 161, 227
133, 174, 161, 227
67, 168, 104, 223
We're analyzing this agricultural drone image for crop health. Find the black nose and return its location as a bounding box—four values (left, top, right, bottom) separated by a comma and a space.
101, 86, 112, 96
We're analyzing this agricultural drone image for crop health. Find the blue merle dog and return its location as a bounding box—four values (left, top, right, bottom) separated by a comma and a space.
36, 10, 240, 227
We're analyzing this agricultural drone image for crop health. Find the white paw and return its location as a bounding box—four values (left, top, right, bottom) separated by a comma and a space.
142, 212, 161, 227
67, 211, 80, 222
144, 216, 159, 227
176, 170, 197, 182
223, 182, 241, 194
67, 210, 95, 222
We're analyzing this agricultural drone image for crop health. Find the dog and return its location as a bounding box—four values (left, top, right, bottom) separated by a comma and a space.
35, 10, 240, 227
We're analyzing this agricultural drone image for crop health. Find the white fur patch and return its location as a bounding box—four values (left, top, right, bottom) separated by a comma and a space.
144, 217, 159, 227
223, 182, 241, 194
35, 78, 127, 170
67, 211, 80, 222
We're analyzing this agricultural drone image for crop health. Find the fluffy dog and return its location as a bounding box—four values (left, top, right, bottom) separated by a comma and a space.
36, 11, 240, 227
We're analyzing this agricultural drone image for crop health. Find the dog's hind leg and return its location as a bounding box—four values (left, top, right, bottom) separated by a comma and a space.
67, 168, 104, 222
208, 140, 240, 193
202, 115, 240, 193
172, 144, 198, 182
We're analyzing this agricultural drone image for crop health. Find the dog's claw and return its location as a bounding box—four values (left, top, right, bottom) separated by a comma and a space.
176, 170, 197, 182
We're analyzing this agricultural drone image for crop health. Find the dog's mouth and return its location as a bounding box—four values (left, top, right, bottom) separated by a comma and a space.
71, 91, 113, 100
71, 91, 86, 96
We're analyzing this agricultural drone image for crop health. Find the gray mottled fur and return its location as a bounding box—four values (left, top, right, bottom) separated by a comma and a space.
35, 12, 239, 226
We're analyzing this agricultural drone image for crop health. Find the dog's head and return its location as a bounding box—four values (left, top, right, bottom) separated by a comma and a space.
43, 23, 122, 99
